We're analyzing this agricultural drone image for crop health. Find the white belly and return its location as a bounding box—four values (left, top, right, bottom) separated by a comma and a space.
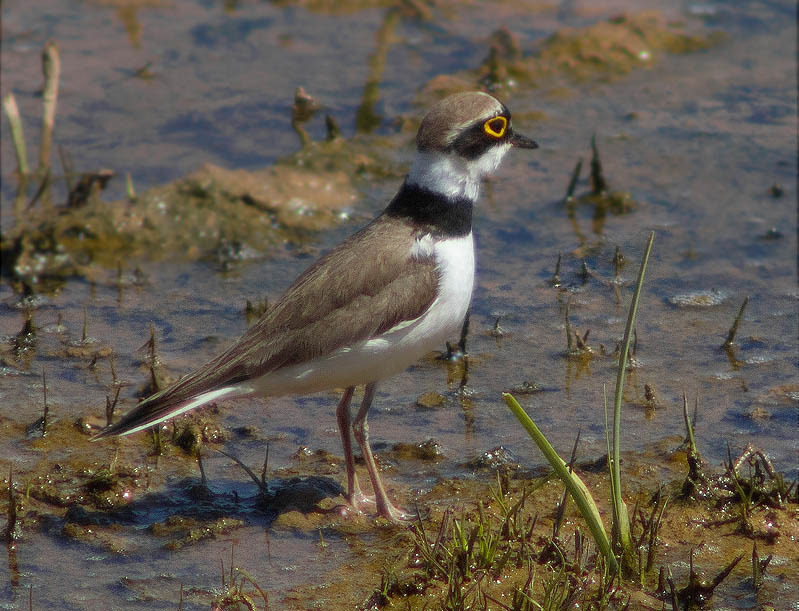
249, 233, 475, 396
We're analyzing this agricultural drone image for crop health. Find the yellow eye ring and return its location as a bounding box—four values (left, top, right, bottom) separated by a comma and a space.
483, 116, 508, 138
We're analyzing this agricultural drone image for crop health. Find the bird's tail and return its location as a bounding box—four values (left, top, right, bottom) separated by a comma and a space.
91, 385, 245, 440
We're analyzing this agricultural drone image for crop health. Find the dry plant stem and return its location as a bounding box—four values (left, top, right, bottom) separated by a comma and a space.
2, 93, 29, 177
550, 252, 562, 286
590, 133, 608, 194
58, 144, 74, 193
646, 494, 669, 573
565, 297, 574, 352
325, 113, 340, 140
82, 306, 88, 343
613, 246, 624, 276
290, 114, 312, 148
261, 444, 269, 488
355, 7, 400, 134
126, 172, 136, 200
5, 467, 17, 543
682, 392, 697, 456
39, 42, 60, 173
23, 172, 50, 213
723, 295, 749, 348
752, 542, 762, 590
197, 452, 208, 486
41, 369, 49, 436
564, 158, 582, 201
217, 448, 267, 494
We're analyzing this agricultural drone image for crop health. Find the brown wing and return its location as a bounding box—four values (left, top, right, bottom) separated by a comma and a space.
240, 214, 439, 372
95, 215, 438, 436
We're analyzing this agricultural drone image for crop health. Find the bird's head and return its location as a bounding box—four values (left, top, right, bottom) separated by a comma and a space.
409, 91, 537, 200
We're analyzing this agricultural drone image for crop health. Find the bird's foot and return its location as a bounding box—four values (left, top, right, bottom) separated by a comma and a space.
347, 490, 376, 511
345, 491, 416, 523
376, 499, 417, 523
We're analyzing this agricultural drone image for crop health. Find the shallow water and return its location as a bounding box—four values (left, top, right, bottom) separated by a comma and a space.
1, 0, 797, 608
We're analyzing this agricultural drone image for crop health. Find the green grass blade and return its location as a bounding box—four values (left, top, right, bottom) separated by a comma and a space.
610, 231, 655, 571
503, 392, 618, 574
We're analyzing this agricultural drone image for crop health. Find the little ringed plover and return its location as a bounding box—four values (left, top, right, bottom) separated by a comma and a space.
94, 90, 538, 522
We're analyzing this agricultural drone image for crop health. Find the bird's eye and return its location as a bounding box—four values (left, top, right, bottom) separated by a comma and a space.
483, 116, 508, 138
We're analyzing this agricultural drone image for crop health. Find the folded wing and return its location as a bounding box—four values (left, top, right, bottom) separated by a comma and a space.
93, 215, 439, 438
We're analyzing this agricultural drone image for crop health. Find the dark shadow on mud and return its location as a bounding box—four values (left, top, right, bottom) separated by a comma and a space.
60, 474, 344, 550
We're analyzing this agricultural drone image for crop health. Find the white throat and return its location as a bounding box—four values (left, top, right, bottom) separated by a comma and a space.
407, 144, 512, 200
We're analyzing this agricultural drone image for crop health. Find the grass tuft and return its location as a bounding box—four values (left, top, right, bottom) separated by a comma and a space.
505, 232, 655, 579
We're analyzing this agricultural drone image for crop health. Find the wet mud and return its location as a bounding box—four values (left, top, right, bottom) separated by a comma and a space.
1, 0, 797, 609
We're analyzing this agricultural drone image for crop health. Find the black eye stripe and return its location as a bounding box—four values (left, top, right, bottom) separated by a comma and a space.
448, 115, 511, 159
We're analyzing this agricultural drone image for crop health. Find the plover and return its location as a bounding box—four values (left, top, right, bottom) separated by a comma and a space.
94, 91, 538, 521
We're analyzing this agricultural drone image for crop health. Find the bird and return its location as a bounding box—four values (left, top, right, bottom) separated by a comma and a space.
93, 91, 538, 521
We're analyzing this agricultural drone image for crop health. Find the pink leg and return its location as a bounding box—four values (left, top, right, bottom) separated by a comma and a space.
352, 382, 413, 522
335, 386, 372, 510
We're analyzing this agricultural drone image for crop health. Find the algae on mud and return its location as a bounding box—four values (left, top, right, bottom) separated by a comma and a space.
284, 438, 798, 610
4, 418, 796, 608
418, 11, 723, 103
1, 120, 404, 289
